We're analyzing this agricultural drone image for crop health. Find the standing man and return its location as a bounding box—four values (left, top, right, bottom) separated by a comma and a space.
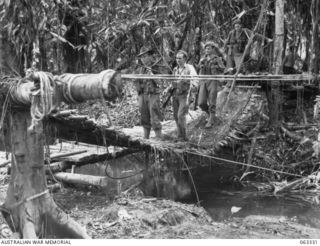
172, 50, 198, 141
198, 41, 225, 128
225, 19, 249, 74
134, 46, 163, 139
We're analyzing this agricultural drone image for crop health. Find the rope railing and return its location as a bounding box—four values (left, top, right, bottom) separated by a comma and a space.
184, 150, 303, 178
121, 73, 318, 82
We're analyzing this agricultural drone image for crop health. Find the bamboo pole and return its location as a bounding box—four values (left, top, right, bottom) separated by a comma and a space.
121, 74, 316, 81
268, 0, 284, 131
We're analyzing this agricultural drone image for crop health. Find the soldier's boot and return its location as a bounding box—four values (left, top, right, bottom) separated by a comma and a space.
175, 126, 188, 142
154, 129, 162, 140
143, 127, 151, 139
205, 112, 215, 128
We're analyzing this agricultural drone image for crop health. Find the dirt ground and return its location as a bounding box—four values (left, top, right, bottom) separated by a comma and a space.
53, 187, 320, 239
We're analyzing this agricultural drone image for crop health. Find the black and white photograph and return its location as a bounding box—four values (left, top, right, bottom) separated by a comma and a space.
0, 0, 319, 243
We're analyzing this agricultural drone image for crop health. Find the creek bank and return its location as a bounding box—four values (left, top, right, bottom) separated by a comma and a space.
52, 187, 320, 239
0, 172, 319, 239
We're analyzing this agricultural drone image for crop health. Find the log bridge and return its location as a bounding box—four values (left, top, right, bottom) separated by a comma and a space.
0, 70, 318, 238
1, 72, 318, 184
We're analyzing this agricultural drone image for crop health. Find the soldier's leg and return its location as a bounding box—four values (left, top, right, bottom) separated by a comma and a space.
207, 80, 218, 115
226, 53, 235, 72
177, 94, 189, 140
172, 94, 181, 138
139, 94, 151, 138
205, 81, 218, 128
149, 94, 162, 139
234, 53, 244, 73
198, 81, 209, 114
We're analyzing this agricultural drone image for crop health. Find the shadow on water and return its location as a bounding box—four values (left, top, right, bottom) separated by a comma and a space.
196, 187, 320, 229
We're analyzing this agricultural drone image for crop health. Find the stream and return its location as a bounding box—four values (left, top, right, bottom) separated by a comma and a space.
198, 188, 320, 229
77, 154, 320, 230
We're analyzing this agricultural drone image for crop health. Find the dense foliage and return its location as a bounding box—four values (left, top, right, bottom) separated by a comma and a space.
0, 0, 319, 75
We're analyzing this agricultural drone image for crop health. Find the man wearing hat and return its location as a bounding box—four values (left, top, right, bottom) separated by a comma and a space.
198, 41, 225, 128
171, 50, 198, 141
134, 46, 163, 139
225, 19, 249, 74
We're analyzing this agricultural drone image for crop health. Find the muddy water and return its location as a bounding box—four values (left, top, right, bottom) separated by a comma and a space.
76, 154, 320, 230
198, 188, 320, 229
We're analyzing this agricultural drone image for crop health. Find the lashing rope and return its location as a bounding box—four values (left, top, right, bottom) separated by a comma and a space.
29, 72, 56, 130
60, 74, 84, 104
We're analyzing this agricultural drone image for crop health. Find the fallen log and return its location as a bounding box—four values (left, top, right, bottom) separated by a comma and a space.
54, 173, 108, 187
48, 114, 150, 150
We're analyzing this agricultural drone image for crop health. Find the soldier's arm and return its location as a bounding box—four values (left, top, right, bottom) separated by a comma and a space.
198, 58, 205, 75
189, 64, 199, 89
224, 31, 233, 49
217, 57, 226, 71
132, 67, 143, 93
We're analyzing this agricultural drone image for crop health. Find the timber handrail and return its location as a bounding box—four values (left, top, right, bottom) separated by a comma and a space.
121, 73, 317, 81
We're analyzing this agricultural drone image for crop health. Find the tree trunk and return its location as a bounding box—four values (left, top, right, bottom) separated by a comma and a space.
0, 70, 121, 238
267, 0, 284, 132
2, 110, 89, 238
310, 0, 320, 73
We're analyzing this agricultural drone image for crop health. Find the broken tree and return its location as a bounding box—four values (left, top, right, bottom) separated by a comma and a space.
0, 70, 122, 238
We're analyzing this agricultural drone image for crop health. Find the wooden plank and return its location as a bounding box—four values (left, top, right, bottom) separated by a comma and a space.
46, 148, 141, 173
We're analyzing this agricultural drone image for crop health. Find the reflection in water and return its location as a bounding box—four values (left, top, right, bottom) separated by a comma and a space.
76, 153, 320, 229
199, 189, 320, 229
